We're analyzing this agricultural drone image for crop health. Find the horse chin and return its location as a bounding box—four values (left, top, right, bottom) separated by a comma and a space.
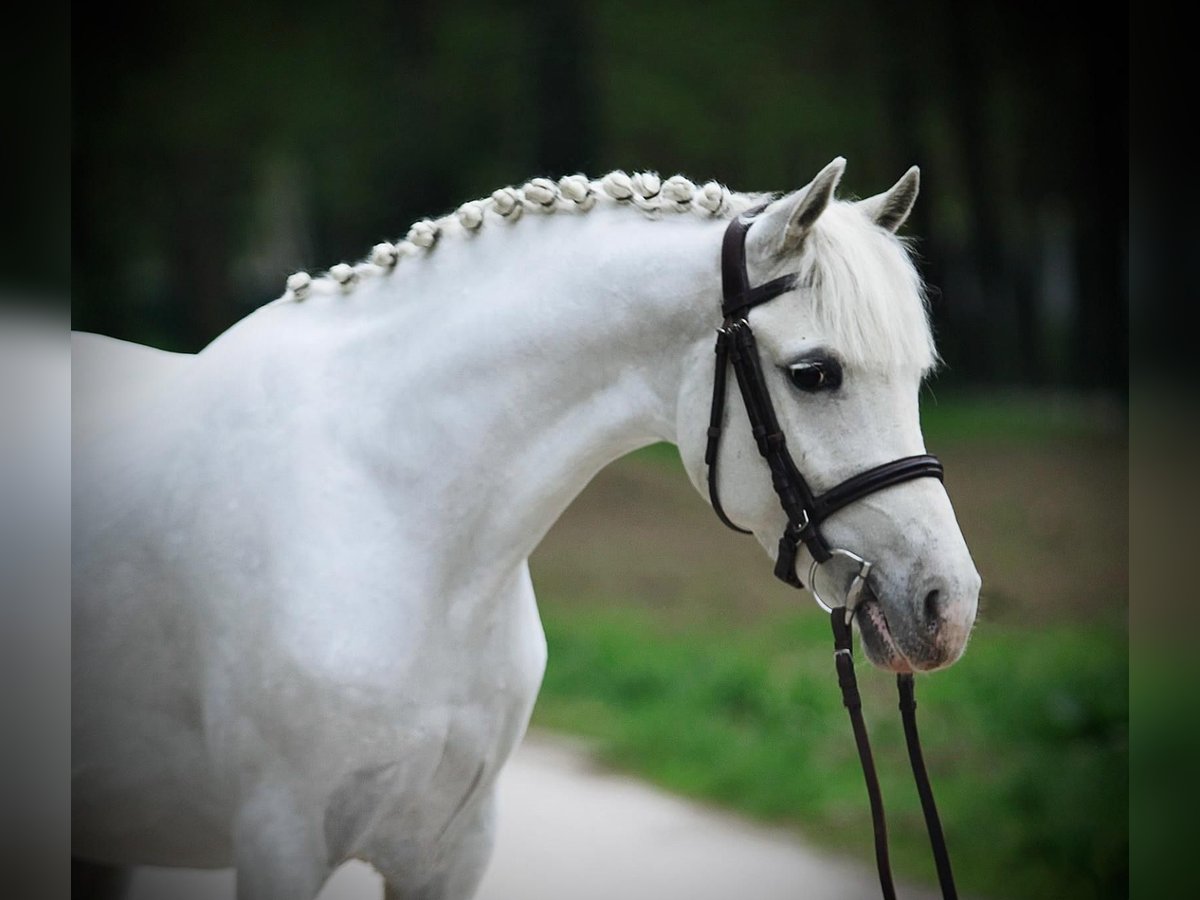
855, 591, 913, 674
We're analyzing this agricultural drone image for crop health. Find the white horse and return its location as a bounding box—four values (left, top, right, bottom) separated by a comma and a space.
72, 159, 980, 899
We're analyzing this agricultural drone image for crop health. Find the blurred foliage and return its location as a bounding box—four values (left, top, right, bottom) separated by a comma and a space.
74, 0, 1125, 389
534, 608, 1126, 899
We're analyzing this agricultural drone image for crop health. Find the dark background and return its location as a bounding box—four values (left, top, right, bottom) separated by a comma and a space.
73, 0, 1126, 394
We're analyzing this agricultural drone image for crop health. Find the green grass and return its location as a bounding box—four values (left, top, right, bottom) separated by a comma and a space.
1129, 652, 1200, 898
532, 605, 1127, 899
918, 389, 1125, 445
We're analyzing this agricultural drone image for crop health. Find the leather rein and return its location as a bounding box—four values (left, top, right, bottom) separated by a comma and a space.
706, 204, 958, 900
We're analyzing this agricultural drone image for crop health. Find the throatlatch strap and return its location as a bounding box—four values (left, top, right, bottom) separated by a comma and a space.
706, 329, 751, 534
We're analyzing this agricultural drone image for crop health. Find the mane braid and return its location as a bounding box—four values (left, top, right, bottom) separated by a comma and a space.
279, 170, 935, 376
282, 172, 752, 301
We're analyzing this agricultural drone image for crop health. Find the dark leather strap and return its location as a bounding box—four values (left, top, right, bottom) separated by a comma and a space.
899, 674, 958, 899
829, 605, 958, 900
720, 204, 798, 319
832, 611, 897, 900
705, 329, 751, 534
813, 455, 944, 522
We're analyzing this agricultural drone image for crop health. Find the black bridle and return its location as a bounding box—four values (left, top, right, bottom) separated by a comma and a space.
706, 203, 945, 587
707, 204, 958, 900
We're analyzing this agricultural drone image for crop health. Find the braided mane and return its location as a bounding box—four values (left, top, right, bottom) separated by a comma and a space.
281, 168, 935, 375
283, 172, 759, 300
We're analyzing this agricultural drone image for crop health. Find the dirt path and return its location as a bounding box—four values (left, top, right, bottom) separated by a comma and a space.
128, 733, 937, 900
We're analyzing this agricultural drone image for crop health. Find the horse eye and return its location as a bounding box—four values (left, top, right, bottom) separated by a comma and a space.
788, 362, 827, 392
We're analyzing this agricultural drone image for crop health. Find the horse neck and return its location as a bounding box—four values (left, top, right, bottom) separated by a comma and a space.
322, 210, 720, 576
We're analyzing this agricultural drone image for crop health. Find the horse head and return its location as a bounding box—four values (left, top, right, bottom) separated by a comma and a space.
677, 159, 980, 672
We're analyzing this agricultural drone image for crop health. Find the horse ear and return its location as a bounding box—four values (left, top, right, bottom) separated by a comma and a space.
858, 166, 920, 233
751, 157, 845, 257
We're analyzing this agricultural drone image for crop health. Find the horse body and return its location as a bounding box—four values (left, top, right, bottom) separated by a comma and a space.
73, 206, 715, 897
72, 163, 980, 898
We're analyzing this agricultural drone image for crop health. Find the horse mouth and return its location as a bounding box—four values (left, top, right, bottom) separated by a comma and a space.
856, 589, 913, 674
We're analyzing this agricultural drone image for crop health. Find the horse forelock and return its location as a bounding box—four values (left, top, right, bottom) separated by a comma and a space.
792, 202, 938, 377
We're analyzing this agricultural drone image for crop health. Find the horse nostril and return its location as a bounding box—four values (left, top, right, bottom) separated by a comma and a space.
923, 589, 942, 626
